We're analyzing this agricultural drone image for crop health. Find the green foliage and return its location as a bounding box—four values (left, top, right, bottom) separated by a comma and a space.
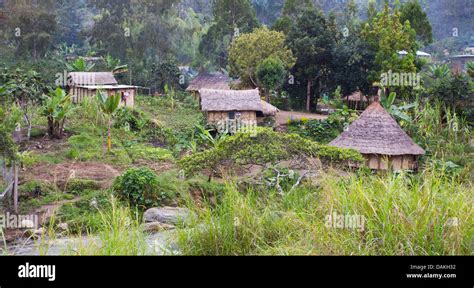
288, 108, 359, 144
423, 64, 474, 122
66, 179, 102, 196
379, 89, 415, 123
113, 107, 149, 133
42, 88, 75, 139
229, 27, 295, 88
178, 168, 473, 255
256, 57, 287, 100
3, 1, 58, 60
286, 8, 338, 111
97, 91, 121, 152
150, 59, 183, 94
0, 106, 19, 161
179, 128, 364, 176
199, 0, 260, 68
66, 132, 131, 165
361, 3, 418, 83
56, 189, 111, 235
407, 101, 473, 172
399, 0, 433, 45
66, 58, 95, 72
112, 168, 173, 209
128, 144, 174, 163
18, 180, 75, 213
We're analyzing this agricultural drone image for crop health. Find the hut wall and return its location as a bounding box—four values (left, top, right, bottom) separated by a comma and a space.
70, 87, 136, 107
364, 154, 419, 170
206, 111, 257, 126
105, 88, 135, 107
71, 87, 95, 104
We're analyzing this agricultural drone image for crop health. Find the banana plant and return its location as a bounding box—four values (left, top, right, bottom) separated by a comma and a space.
96, 91, 121, 152
42, 88, 74, 139
466, 61, 474, 78
66, 58, 95, 72
379, 88, 415, 123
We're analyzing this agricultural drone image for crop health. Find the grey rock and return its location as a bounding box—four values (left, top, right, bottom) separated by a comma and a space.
143, 207, 190, 226
141, 222, 175, 233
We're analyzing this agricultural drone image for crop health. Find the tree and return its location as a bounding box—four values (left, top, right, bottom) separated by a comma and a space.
96, 91, 121, 153
400, 0, 433, 46
42, 88, 74, 139
361, 3, 418, 93
66, 58, 96, 72
256, 57, 286, 103
424, 64, 473, 121
228, 27, 295, 89
332, 0, 375, 96
0, 69, 49, 140
152, 59, 183, 94
199, 0, 259, 68
286, 9, 338, 112
272, 0, 313, 34
467, 62, 474, 79
4, 0, 58, 60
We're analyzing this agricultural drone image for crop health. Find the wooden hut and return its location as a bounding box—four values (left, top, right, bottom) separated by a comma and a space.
186, 72, 231, 99
199, 89, 265, 128
344, 91, 369, 110
68, 72, 137, 107
330, 102, 425, 170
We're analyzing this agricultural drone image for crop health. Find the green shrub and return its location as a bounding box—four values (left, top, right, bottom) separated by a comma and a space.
179, 127, 364, 176
128, 144, 174, 162
112, 167, 171, 209
114, 107, 148, 133
66, 179, 102, 195
288, 108, 358, 144
57, 189, 111, 235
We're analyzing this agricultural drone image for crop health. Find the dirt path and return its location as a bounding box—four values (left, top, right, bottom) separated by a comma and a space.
276, 111, 328, 126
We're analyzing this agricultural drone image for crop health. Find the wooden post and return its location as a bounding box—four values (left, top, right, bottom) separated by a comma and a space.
13, 162, 18, 214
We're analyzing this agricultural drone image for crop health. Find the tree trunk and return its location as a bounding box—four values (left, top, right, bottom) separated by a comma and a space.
306, 80, 312, 112
47, 117, 54, 136
24, 113, 31, 141
107, 120, 112, 152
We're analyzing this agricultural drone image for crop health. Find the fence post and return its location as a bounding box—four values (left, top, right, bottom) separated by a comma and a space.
13, 162, 18, 214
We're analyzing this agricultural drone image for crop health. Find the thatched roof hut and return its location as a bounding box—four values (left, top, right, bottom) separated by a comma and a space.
345, 91, 368, 102
67, 72, 137, 107
200, 89, 262, 112
186, 72, 231, 92
330, 102, 425, 170
68, 72, 118, 86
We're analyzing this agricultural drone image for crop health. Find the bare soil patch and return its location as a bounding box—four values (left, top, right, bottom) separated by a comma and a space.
23, 162, 122, 189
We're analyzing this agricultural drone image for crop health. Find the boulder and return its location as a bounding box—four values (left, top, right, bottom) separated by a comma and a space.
141, 222, 176, 233
143, 207, 190, 226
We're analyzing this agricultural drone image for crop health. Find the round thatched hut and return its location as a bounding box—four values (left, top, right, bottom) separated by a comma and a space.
330, 102, 425, 170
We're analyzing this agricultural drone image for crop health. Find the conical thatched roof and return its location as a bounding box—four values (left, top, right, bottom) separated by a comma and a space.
330, 102, 425, 156
200, 89, 262, 112
68, 72, 118, 86
186, 72, 231, 92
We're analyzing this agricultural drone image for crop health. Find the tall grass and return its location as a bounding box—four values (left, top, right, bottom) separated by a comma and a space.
67, 197, 148, 255
177, 168, 473, 255
410, 101, 473, 169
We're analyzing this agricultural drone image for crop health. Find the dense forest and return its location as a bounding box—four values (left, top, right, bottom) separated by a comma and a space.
0, 0, 473, 111
0, 0, 473, 258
